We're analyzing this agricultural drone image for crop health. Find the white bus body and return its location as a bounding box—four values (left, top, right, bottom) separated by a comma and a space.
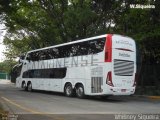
16, 34, 136, 98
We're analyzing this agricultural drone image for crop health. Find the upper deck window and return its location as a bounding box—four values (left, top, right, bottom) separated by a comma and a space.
27, 37, 105, 61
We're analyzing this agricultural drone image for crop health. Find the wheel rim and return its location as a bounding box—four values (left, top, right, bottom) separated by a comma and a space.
28, 83, 32, 91
22, 83, 26, 89
66, 85, 72, 96
77, 87, 83, 97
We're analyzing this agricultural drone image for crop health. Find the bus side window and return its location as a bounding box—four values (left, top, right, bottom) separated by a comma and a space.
61, 45, 72, 58
88, 38, 105, 54
80, 42, 88, 55
26, 53, 31, 62
31, 51, 41, 61
45, 49, 52, 59
39, 50, 46, 60
22, 71, 29, 78
50, 48, 59, 59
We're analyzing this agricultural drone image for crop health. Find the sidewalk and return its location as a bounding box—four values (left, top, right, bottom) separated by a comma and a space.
0, 79, 11, 84
146, 96, 160, 100
131, 95, 160, 101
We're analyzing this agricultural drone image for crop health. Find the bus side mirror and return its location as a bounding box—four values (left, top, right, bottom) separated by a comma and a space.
19, 55, 25, 63
19, 59, 23, 63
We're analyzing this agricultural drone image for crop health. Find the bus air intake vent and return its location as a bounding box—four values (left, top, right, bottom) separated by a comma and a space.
91, 77, 103, 93
114, 59, 134, 76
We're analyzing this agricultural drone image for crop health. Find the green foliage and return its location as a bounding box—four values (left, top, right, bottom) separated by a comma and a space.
0, 0, 160, 63
0, 0, 125, 59
0, 60, 17, 74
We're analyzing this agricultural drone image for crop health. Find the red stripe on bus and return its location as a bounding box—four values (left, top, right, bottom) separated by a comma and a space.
105, 34, 112, 62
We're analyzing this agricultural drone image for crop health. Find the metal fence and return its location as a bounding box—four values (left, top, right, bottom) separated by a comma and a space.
0, 72, 10, 80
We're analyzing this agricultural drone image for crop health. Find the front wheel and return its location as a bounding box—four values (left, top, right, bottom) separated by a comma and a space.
76, 85, 85, 98
22, 82, 27, 91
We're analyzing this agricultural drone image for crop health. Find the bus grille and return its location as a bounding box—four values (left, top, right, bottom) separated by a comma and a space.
114, 59, 134, 76
91, 77, 103, 93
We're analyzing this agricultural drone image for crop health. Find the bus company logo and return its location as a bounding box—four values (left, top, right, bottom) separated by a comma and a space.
119, 53, 130, 57
25, 55, 99, 70
116, 40, 132, 46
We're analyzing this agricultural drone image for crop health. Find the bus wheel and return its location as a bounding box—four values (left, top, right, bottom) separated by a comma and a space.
64, 83, 74, 97
22, 82, 27, 91
27, 82, 32, 92
76, 84, 85, 98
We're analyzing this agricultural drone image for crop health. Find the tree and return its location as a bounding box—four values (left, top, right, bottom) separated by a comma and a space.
0, 0, 125, 59
0, 60, 17, 74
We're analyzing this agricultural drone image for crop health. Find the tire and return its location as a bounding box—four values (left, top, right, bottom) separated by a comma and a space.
27, 82, 32, 92
76, 84, 85, 98
64, 83, 74, 97
22, 82, 27, 91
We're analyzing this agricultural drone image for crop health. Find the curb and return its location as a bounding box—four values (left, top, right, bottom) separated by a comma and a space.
132, 95, 160, 100
147, 96, 160, 100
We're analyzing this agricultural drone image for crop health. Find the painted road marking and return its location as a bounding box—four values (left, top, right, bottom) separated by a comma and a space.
1, 97, 41, 114
1, 97, 64, 120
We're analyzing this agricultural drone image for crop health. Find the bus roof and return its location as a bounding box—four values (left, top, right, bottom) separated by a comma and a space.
27, 34, 107, 53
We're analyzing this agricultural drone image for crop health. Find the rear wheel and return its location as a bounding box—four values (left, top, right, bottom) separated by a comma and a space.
27, 82, 32, 92
76, 84, 85, 98
64, 83, 74, 97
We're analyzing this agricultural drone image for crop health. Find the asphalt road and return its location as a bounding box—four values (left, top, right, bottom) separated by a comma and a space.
0, 81, 160, 120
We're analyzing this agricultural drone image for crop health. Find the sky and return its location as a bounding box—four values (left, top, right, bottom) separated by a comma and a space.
0, 23, 6, 62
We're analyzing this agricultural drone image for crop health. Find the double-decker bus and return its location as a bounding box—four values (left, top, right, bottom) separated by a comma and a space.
16, 34, 136, 98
